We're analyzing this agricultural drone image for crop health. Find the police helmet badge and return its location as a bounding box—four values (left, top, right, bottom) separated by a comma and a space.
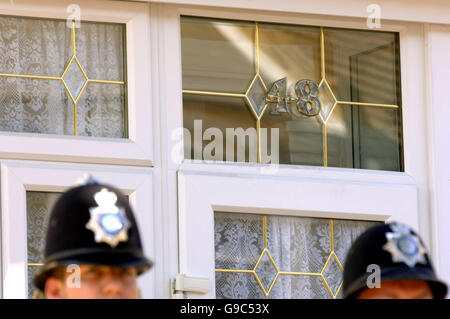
85, 188, 131, 247
382, 223, 427, 268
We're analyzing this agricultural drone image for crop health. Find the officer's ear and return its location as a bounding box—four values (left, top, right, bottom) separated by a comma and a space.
44, 277, 65, 299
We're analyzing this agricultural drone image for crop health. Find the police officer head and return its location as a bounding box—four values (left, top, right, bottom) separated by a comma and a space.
343, 222, 447, 299
33, 177, 152, 299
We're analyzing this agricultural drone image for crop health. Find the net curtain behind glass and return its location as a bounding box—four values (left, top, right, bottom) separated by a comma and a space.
0, 16, 125, 137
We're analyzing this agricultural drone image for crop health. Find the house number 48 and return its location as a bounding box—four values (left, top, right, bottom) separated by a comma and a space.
266, 78, 321, 117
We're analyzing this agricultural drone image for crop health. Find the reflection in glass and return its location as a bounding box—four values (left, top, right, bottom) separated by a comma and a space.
258, 23, 321, 90
181, 16, 255, 93
261, 112, 323, 166
183, 94, 257, 163
352, 105, 402, 171
325, 28, 399, 104
181, 16, 403, 171
325, 104, 353, 168
325, 28, 402, 170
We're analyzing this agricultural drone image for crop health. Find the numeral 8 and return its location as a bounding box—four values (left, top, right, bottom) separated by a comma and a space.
295, 80, 321, 117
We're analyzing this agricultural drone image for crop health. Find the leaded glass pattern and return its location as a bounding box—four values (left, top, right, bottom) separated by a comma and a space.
181, 17, 403, 171
0, 15, 127, 137
214, 212, 379, 299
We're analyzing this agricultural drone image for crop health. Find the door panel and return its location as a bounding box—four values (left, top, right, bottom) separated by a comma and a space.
177, 165, 418, 298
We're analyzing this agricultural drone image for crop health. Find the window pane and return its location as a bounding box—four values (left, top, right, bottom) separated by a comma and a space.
215, 271, 265, 299
258, 23, 323, 166
0, 15, 127, 137
324, 28, 402, 170
323, 104, 353, 168
181, 16, 255, 93
327, 104, 402, 170
181, 17, 403, 171
0, 16, 71, 76
355, 106, 402, 171
26, 191, 61, 299
214, 212, 379, 299
183, 94, 257, 163
258, 23, 321, 89
0, 77, 74, 134
74, 21, 125, 82
324, 28, 399, 105
77, 83, 126, 137
261, 111, 324, 166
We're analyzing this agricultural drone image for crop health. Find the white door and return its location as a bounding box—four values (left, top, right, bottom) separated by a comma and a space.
164, 5, 431, 299
177, 164, 418, 298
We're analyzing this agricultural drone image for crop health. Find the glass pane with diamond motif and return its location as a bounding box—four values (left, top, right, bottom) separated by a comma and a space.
181, 17, 403, 171
214, 212, 380, 299
0, 15, 126, 137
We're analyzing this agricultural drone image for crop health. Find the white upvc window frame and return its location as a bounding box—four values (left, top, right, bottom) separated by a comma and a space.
0, 160, 154, 299
152, 4, 433, 298
0, 0, 153, 167
138, 0, 450, 25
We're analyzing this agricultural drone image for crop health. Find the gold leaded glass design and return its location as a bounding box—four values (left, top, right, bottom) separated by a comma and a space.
214, 212, 380, 299
181, 17, 403, 171
0, 16, 126, 137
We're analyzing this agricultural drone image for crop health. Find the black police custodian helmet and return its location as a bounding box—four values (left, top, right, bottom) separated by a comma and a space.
33, 179, 152, 291
342, 222, 447, 299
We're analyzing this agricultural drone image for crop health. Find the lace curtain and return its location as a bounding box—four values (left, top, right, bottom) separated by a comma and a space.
0, 15, 126, 137
214, 212, 379, 299
26, 191, 61, 298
